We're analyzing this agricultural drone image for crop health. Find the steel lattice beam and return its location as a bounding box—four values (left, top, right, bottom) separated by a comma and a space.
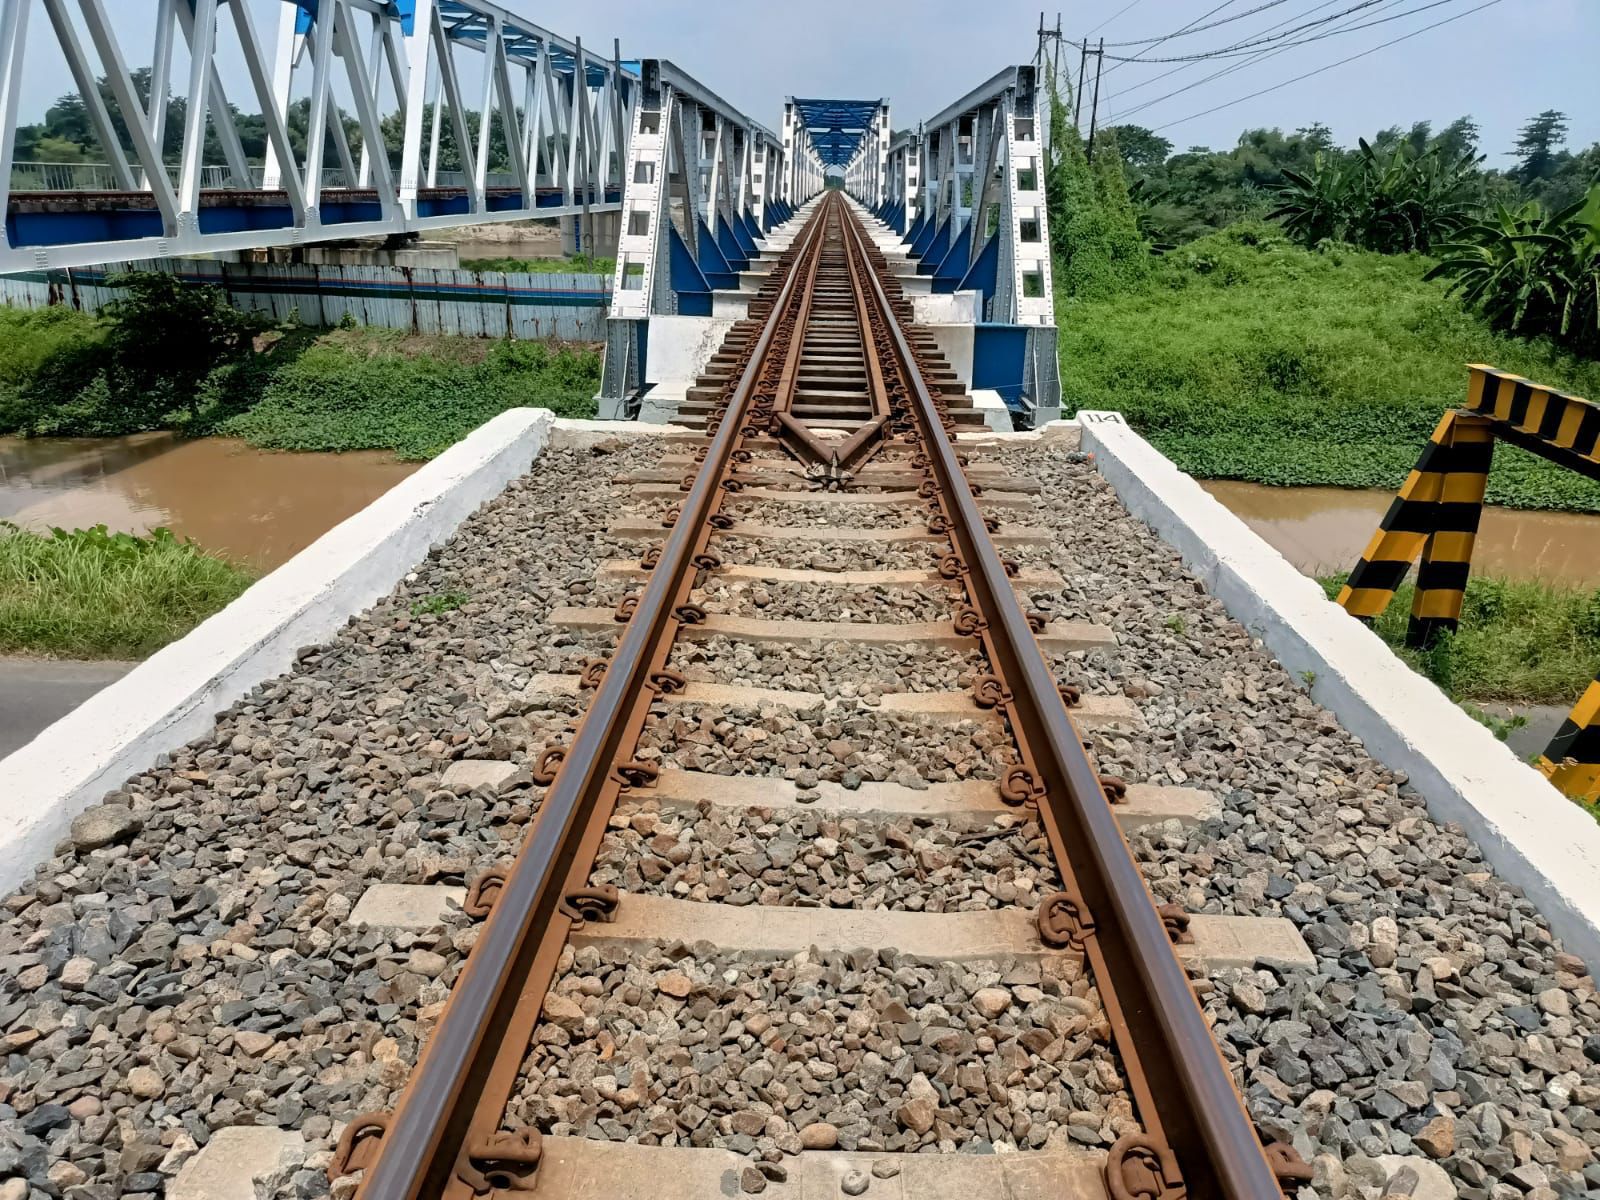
2, 0, 641, 273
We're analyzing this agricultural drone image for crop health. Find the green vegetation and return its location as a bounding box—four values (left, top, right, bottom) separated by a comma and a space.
1317, 573, 1600, 708
1270, 139, 1478, 253
0, 523, 255, 658
1059, 222, 1600, 511
1427, 189, 1600, 357
217, 330, 599, 460
0, 274, 602, 458
460, 254, 615, 275
1107, 112, 1597, 249
411, 590, 471, 616
1046, 85, 1150, 300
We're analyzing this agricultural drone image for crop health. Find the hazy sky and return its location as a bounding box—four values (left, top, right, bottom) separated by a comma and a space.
14, 0, 1597, 170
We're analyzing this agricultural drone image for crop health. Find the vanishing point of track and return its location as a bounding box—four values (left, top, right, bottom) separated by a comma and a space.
328, 194, 1310, 1200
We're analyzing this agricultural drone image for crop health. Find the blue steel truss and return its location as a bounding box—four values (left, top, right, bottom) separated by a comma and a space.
789, 98, 880, 167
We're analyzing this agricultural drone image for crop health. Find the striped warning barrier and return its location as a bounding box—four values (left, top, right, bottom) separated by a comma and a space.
1336, 410, 1494, 647
1337, 365, 1600, 804
1540, 675, 1600, 804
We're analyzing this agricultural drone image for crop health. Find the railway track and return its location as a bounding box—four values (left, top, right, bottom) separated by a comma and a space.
327, 193, 1305, 1199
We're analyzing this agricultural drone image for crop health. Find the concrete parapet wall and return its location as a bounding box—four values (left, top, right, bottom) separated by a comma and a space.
1079, 410, 1600, 970
0, 409, 563, 896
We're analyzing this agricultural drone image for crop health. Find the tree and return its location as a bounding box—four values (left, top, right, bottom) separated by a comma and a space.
1270, 139, 1480, 253
1099, 124, 1171, 170
1044, 79, 1149, 298
1432, 116, 1480, 161
1513, 110, 1569, 183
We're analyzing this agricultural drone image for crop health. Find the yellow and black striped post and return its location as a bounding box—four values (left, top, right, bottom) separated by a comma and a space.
1336, 410, 1494, 646
1540, 674, 1600, 804
1463, 363, 1600, 475
1405, 414, 1495, 647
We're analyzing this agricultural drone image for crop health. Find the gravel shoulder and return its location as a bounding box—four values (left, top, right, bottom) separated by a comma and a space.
1, 432, 1596, 1200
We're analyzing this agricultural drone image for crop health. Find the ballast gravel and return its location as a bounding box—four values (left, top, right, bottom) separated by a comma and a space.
693, 578, 954, 623
511, 943, 1132, 1155
637, 703, 1018, 786
3, 420, 1598, 1200
728, 496, 923, 530
0, 440, 660, 1199
591, 806, 1060, 911
980, 438, 1600, 1199
669, 636, 981, 697
714, 534, 938, 572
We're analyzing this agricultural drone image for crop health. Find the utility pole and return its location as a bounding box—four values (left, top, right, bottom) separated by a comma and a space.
1034, 12, 1064, 93
1073, 40, 1089, 128
1086, 38, 1104, 160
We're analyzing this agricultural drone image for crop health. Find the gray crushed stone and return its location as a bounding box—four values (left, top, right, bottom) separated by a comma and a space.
511, 943, 1131, 1155
984, 439, 1600, 1199
590, 805, 1059, 910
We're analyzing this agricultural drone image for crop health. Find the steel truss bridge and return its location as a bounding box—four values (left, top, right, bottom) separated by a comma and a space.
0, 0, 1060, 420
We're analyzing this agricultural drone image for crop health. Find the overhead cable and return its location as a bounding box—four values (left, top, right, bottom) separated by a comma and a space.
1148, 0, 1504, 132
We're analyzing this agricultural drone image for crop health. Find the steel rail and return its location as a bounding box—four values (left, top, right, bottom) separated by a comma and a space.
336, 200, 836, 1200
835, 201, 1286, 1200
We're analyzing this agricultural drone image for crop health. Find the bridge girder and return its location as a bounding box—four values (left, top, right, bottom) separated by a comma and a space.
1, 0, 639, 273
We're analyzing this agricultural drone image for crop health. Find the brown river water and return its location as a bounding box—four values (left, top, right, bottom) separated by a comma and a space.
0, 435, 419, 570
1, 435, 1595, 586
1204, 480, 1600, 587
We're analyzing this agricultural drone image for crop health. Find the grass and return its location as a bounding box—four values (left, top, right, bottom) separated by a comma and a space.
411, 590, 469, 616
0, 523, 255, 658
213, 328, 601, 460
1062, 221, 1600, 513
1316, 572, 1600, 706
460, 254, 615, 275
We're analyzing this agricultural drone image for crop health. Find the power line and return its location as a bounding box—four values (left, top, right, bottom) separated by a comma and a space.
1105, 0, 1415, 122
1097, 0, 1351, 110
1086, 0, 1150, 37
1089, 0, 1477, 62
1149, 0, 1504, 132
1097, 1, 1244, 81
1097, 0, 1300, 45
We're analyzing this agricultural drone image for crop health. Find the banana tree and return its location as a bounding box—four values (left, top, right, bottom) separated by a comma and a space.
1426, 185, 1600, 355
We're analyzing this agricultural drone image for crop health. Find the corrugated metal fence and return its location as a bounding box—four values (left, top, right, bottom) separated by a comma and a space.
0, 258, 612, 341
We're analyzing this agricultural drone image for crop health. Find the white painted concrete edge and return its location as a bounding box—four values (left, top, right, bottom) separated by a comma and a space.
0, 407, 558, 896
1078, 410, 1600, 970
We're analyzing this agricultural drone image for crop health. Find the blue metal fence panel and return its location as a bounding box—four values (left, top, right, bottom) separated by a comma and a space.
0, 258, 612, 341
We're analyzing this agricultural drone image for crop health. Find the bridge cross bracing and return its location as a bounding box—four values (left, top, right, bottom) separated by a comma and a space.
0, 0, 668, 272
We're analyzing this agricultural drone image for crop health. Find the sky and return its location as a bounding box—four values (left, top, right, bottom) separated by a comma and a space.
13, 0, 1598, 171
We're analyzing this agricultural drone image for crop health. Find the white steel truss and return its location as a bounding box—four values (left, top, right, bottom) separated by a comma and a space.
0, 0, 637, 273
600, 59, 789, 414
841, 100, 890, 209
883, 65, 1054, 327
778, 100, 826, 205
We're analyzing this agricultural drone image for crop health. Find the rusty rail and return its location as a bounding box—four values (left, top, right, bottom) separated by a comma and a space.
333, 200, 835, 1199
334, 192, 1296, 1200
835, 203, 1287, 1200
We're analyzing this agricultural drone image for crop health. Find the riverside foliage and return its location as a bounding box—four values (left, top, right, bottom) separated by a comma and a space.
1060, 222, 1600, 512
0, 276, 602, 456
0, 523, 255, 658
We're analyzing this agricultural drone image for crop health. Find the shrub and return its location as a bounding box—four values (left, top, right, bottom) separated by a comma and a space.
1425, 185, 1600, 357
221, 332, 601, 459
1061, 225, 1600, 511
1270, 140, 1480, 253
